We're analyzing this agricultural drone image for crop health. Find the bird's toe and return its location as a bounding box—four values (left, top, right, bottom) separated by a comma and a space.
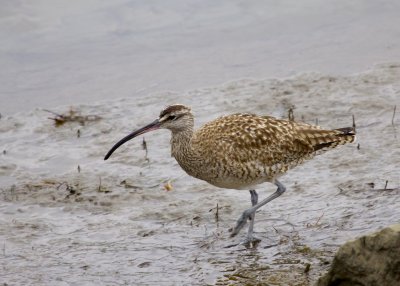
242, 236, 261, 248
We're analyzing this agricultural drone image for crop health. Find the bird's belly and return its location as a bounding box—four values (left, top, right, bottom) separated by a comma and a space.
178, 160, 272, 190
205, 176, 269, 190
196, 172, 271, 190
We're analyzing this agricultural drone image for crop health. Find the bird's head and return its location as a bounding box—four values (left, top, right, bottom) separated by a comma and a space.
158, 104, 193, 132
104, 104, 193, 160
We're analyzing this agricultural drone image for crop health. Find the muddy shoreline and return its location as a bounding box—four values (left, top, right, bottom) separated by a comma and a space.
1, 64, 400, 285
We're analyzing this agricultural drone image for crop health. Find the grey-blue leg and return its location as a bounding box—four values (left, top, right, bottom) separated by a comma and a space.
230, 180, 286, 238
247, 190, 258, 240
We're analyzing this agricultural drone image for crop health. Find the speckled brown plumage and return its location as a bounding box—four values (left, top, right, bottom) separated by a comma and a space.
165, 105, 355, 190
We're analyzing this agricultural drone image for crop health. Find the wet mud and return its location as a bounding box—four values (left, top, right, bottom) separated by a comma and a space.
1, 64, 400, 285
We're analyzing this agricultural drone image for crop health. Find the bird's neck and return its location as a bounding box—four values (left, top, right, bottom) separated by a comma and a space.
171, 126, 206, 177
168, 115, 205, 178
170, 128, 194, 159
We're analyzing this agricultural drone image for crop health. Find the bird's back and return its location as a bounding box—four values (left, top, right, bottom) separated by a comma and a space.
180, 113, 355, 189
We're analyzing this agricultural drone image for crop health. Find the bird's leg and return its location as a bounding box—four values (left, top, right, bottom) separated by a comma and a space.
247, 190, 258, 240
230, 180, 286, 238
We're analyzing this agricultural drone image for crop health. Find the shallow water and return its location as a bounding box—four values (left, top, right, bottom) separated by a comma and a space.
2, 0, 400, 115
1, 63, 400, 285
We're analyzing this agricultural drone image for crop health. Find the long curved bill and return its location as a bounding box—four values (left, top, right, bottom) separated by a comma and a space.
104, 119, 160, 160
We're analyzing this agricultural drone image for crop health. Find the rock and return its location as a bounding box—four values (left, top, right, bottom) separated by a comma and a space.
317, 224, 400, 286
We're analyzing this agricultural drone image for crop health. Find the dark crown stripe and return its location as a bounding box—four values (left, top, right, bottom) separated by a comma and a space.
160, 104, 187, 117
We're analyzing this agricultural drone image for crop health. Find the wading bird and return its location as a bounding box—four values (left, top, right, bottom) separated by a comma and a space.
104, 104, 355, 245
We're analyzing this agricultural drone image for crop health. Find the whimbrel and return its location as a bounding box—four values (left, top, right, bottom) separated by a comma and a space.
104, 104, 355, 245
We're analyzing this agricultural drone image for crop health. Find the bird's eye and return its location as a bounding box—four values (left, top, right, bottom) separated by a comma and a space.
168, 115, 177, 121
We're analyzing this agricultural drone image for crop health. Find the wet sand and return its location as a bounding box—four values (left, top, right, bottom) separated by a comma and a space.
1, 63, 399, 285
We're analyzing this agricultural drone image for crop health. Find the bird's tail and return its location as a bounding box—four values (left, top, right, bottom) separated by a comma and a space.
308, 126, 356, 152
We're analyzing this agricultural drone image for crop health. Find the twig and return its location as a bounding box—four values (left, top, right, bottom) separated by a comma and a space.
384, 180, 388, 190
215, 203, 219, 222
392, 105, 397, 125
315, 212, 325, 226
352, 114, 356, 130
142, 137, 148, 160
288, 107, 295, 121
98, 177, 102, 192
304, 263, 311, 274
43, 109, 62, 117
306, 212, 324, 228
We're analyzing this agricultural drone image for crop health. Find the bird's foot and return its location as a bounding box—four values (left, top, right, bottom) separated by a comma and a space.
229, 209, 253, 237
223, 235, 261, 249
242, 235, 261, 249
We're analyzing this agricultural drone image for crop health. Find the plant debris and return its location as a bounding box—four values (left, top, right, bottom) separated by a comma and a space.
164, 180, 173, 191
44, 108, 101, 126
